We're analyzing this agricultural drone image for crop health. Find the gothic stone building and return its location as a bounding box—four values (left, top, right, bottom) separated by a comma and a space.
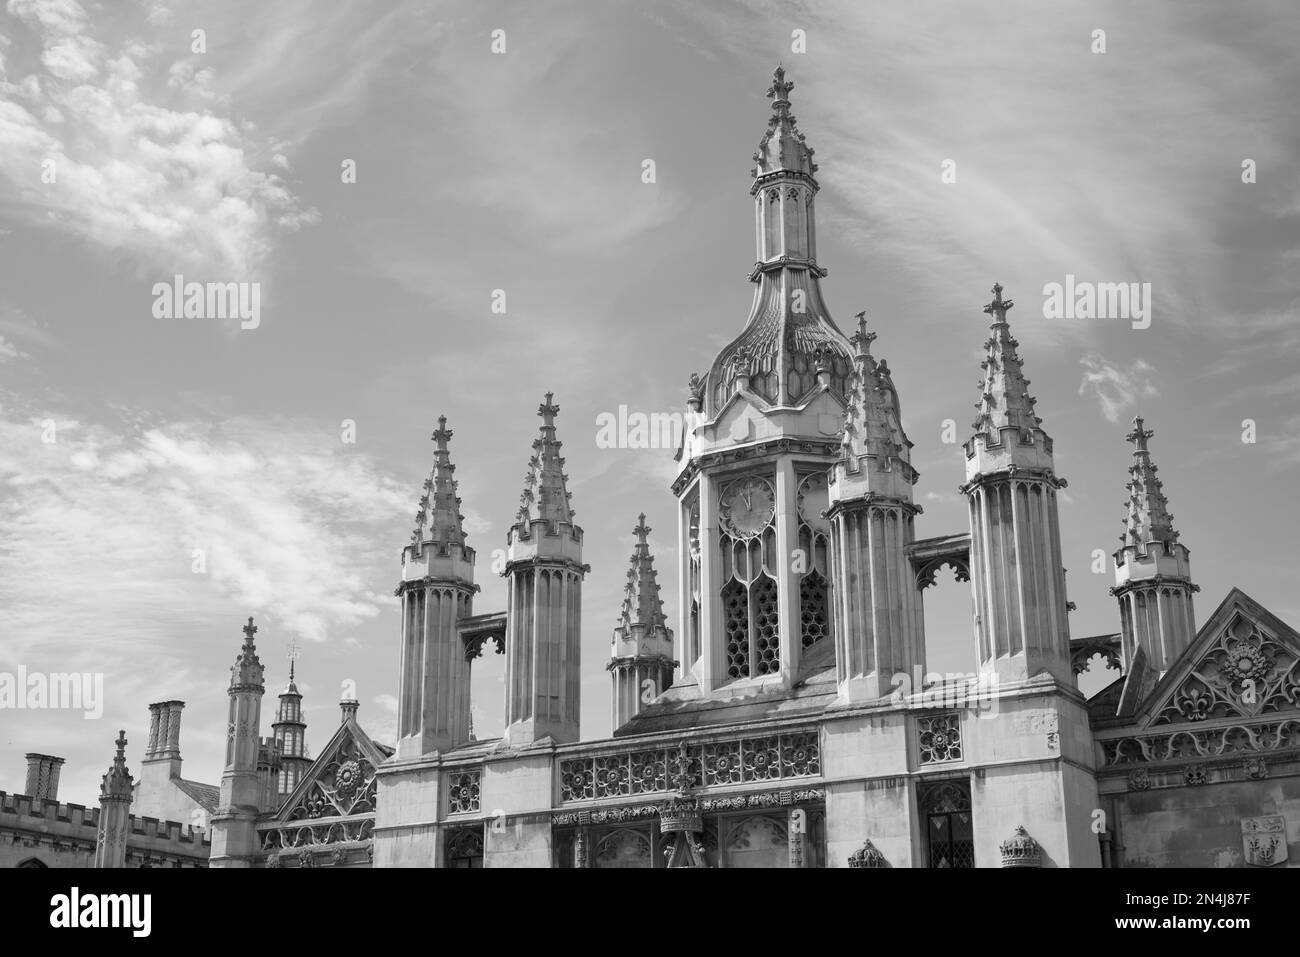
1, 727, 210, 869
205, 68, 1300, 869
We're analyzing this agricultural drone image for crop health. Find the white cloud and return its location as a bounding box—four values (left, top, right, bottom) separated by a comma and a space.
0, 406, 410, 665
1078, 355, 1159, 423
0, 0, 316, 276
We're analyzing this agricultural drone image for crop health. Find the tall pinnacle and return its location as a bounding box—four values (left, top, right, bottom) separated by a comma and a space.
839, 312, 914, 474
231, 616, 265, 693
99, 730, 133, 801
412, 415, 467, 549
1121, 416, 1179, 550
617, 514, 668, 633
971, 283, 1044, 439
515, 393, 575, 529
753, 65, 817, 179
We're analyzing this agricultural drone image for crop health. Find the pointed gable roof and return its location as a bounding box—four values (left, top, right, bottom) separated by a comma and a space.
1128, 588, 1300, 730
271, 709, 390, 824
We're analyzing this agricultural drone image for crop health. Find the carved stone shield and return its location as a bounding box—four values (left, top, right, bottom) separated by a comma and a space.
1241, 815, 1288, 867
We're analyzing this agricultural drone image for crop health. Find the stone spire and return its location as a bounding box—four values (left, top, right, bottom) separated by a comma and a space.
827, 313, 924, 702
504, 393, 585, 746
412, 415, 467, 550
618, 514, 668, 634
961, 283, 1072, 684
94, 731, 133, 868
834, 312, 917, 496
752, 64, 818, 179
99, 730, 133, 802
971, 283, 1044, 440
1111, 416, 1196, 673
513, 393, 575, 532
1120, 416, 1179, 551
397, 414, 477, 760
610, 514, 675, 730
210, 615, 268, 867
230, 616, 265, 693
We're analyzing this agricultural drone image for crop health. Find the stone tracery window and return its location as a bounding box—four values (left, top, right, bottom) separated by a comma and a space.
445, 826, 483, 868
447, 769, 481, 814
917, 712, 963, 764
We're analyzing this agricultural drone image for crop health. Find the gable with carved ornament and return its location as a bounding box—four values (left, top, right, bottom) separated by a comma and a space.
1146, 598, 1300, 728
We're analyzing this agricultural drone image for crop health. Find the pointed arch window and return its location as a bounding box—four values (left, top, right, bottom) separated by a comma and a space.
919, 780, 974, 869
718, 475, 780, 680
796, 472, 832, 650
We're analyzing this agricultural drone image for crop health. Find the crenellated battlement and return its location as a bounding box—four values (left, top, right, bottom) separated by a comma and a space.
0, 788, 210, 866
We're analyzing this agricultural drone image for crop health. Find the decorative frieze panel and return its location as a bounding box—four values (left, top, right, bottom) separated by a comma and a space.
558, 734, 820, 804
916, 712, 962, 764
447, 770, 481, 815
260, 817, 374, 852
552, 787, 825, 826
1101, 719, 1300, 767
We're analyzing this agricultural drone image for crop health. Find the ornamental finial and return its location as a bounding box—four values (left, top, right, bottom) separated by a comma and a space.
767, 65, 793, 109
983, 282, 1014, 319
851, 311, 877, 357
1126, 415, 1154, 454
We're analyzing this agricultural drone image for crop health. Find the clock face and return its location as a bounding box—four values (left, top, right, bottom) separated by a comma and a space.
720, 476, 776, 538
797, 473, 830, 534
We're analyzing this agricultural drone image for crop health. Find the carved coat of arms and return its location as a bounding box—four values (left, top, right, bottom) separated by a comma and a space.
1241, 815, 1288, 867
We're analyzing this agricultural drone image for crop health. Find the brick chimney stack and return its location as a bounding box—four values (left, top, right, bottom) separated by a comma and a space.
24, 753, 65, 802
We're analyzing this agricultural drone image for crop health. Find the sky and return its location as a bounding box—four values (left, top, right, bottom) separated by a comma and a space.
0, 0, 1298, 809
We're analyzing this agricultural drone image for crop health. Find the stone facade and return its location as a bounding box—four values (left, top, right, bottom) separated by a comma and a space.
1, 731, 209, 869
361, 68, 1300, 869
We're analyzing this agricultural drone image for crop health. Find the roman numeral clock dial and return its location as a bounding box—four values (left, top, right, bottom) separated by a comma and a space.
720, 476, 776, 538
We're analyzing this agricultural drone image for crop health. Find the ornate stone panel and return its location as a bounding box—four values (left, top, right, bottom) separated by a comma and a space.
916, 712, 962, 765
1153, 614, 1300, 725
558, 731, 819, 803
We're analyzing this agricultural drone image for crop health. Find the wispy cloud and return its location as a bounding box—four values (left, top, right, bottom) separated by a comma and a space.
0, 0, 317, 276
0, 405, 408, 664
1078, 354, 1159, 423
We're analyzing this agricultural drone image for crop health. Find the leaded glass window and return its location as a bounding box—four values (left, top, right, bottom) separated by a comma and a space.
919, 780, 974, 869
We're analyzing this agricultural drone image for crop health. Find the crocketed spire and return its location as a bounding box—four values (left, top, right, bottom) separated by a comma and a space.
99, 731, 133, 801
1121, 416, 1179, 550
411, 415, 467, 549
617, 514, 668, 634
514, 393, 575, 529
230, 616, 265, 693
752, 65, 818, 179
839, 312, 913, 472
971, 283, 1044, 439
